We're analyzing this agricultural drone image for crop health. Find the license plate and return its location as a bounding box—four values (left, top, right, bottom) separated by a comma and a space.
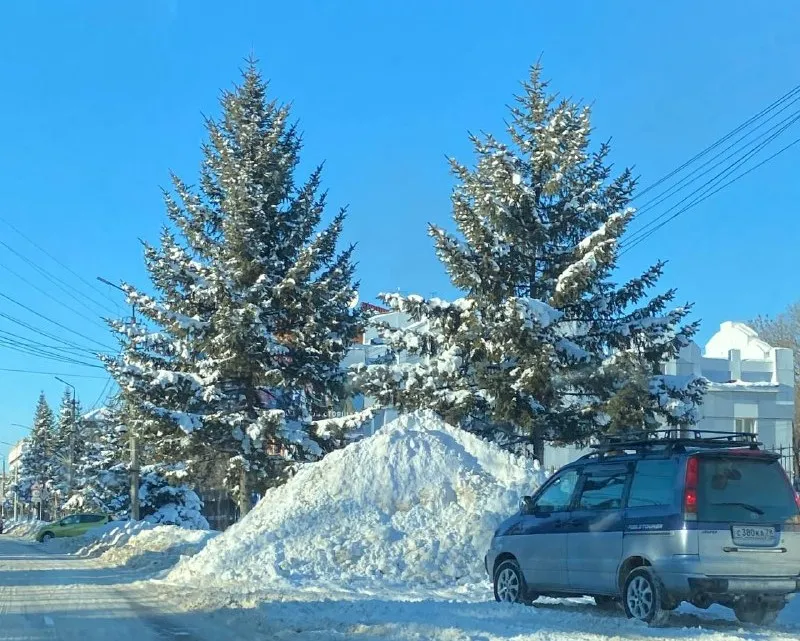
731, 525, 776, 546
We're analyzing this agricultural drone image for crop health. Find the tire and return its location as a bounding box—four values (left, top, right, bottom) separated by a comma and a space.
622, 567, 670, 627
40, 532, 54, 543
493, 559, 536, 604
734, 599, 784, 626
594, 595, 620, 612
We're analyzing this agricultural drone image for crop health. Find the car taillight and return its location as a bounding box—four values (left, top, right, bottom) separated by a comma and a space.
684, 456, 698, 520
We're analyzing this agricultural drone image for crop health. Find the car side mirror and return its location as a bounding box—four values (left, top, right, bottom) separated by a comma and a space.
520, 496, 535, 515
58, 522, 65, 527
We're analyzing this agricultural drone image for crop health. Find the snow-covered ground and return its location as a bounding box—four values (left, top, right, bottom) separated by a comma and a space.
5, 411, 799, 639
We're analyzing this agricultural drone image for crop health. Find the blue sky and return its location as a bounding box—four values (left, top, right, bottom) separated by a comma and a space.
1, 0, 799, 462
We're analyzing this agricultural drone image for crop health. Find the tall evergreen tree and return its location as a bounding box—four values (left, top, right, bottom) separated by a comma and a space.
105, 61, 360, 515
64, 404, 128, 514
52, 388, 82, 499
354, 65, 705, 460
18, 393, 56, 513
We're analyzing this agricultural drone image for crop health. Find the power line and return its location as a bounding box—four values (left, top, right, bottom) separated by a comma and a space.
624, 109, 800, 248
89, 376, 115, 410
0, 290, 115, 351
621, 133, 800, 254
627, 101, 800, 237
0, 256, 108, 331
633, 84, 800, 202
0, 236, 118, 317
0, 367, 107, 379
619, 83, 800, 251
0, 336, 102, 369
0, 216, 120, 314
0, 328, 90, 357
0, 311, 103, 354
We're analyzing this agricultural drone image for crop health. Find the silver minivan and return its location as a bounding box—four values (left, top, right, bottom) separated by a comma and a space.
485, 431, 800, 626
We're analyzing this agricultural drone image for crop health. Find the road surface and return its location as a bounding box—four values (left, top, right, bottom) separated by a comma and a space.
0, 535, 239, 640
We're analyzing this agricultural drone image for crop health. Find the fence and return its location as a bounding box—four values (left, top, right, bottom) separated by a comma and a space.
196, 488, 239, 531
769, 445, 800, 485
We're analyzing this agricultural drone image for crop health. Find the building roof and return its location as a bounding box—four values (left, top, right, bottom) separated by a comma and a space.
704, 321, 773, 360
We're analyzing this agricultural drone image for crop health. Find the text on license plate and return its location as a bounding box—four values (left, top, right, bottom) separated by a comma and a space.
732, 526, 776, 543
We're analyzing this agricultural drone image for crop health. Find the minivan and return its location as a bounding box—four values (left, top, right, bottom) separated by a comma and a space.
485, 430, 800, 626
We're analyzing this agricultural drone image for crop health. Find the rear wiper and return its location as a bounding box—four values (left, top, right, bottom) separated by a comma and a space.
710, 502, 765, 515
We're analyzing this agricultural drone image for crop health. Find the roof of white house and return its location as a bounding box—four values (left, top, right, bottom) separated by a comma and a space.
704, 321, 773, 360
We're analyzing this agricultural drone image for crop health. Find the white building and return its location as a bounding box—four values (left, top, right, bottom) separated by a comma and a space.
545, 321, 795, 472
345, 312, 795, 472
7, 439, 25, 477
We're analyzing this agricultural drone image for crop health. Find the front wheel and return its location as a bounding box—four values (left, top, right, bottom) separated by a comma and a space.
623, 567, 670, 627
493, 559, 535, 604
40, 532, 54, 543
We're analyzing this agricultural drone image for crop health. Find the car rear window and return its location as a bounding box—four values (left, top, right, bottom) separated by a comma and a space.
698, 456, 798, 523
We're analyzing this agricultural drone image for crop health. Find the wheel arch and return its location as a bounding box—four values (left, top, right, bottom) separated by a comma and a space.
617, 555, 653, 594
492, 552, 519, 577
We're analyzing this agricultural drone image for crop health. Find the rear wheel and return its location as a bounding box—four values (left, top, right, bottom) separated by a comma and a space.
734, 599, 784, 626
623, 567, 670, 627
493, 559, 536, 604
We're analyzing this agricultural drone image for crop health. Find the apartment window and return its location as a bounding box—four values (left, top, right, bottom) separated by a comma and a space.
735, 418, 757, 434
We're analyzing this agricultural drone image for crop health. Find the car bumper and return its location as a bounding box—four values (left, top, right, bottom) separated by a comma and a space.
658, 555, 800, 596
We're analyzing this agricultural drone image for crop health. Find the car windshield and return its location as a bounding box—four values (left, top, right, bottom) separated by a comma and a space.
698, 456, 799, 523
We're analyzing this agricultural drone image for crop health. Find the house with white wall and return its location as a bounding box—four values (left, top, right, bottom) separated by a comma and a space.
7, 439, 25, 477
545, 321, 795, 472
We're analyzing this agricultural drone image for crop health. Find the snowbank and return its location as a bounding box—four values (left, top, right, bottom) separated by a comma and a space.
169, 411, 543, 592
46, 519, 217, 573
3, 518, 45, 538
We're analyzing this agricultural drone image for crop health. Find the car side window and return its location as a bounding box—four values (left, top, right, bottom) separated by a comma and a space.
79, 515, 102, 524
533, 469, 579, 513
577, 468, 628, 511
61, 515, 79, 525
627, 459, 677, 508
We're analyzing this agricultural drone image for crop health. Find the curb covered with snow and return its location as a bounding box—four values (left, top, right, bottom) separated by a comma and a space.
169, 411, 544, 593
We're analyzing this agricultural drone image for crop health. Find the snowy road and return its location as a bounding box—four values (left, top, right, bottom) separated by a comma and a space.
4, 533, 800, 641
0, 536, 233, 641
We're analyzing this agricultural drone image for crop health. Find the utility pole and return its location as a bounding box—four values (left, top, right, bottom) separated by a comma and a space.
98, 276, 140, 521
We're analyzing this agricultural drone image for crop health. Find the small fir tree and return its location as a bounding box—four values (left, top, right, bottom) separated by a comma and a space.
18, 393, 56, 514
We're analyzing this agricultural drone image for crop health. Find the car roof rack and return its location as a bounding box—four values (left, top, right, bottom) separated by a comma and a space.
581, 429, 762, 460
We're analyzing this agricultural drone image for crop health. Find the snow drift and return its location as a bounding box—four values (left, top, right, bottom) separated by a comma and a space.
169, 411, 544, 591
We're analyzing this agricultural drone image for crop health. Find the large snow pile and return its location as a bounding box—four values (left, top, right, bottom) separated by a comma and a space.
169, 411, 543, 591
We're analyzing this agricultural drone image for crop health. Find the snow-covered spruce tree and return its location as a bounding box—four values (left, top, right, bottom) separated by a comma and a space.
64, 404, 129, 515
52, 388, 83, 501
18, 393, 56, 513
105, 62, 360, 516
354, 65, 705, 461
138, 465, 209, 529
